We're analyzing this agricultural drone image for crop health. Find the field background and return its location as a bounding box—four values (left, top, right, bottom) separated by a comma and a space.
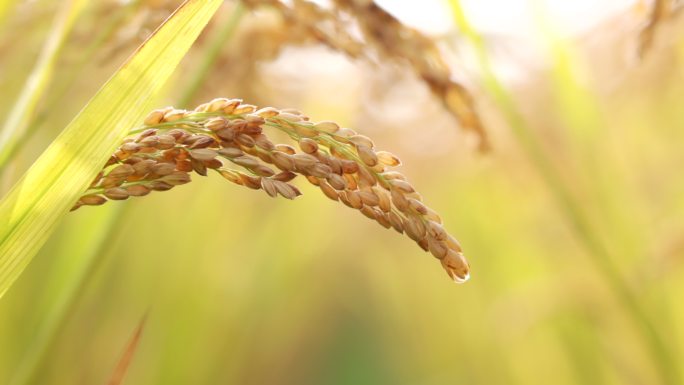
1, 1, 683, 384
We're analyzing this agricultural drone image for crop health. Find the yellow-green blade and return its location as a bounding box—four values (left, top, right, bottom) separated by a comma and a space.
0, 0, 223, 299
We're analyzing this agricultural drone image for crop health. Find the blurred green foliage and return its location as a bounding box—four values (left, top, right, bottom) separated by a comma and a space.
1, 1, 683, 384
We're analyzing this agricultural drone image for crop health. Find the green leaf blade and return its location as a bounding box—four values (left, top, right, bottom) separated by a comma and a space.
0, 0, 223, 299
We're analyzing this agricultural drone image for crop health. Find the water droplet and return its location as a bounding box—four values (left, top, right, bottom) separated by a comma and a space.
453, 271, 470, 284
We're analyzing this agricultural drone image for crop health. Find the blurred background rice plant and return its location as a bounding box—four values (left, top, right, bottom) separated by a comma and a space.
1, 0, 684, 384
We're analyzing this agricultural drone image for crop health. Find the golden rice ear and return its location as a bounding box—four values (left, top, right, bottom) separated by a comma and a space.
243, 0, 488, 150
76, 99, 470, 282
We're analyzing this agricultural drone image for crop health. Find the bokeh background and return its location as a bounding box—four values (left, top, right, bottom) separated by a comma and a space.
1, 0, 684, 384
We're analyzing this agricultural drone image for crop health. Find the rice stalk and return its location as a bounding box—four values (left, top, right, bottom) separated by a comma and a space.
10, 0, 145, 161
0, 0, 88, 169
638, 0, 672, 56
9, 206, 126, 385
106, 315, 147, 385
98, 0, 183, 60
447, 1, 679, 383
242, 0, 489, 150
180, 7, 312, 103
177, 3, 246, 107
74, 98, 471, 282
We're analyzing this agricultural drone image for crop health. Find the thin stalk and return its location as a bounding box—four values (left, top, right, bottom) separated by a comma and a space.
9, 206, 126, 385
176, 2, 245, 107
531, 2, 645, 269
639, 0, 670, 56
106, 313, 148, 385
0, 0, 88, 168
2, 0, 145, 166
446, 1, 679, 384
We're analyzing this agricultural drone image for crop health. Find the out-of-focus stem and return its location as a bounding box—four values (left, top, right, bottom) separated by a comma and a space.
0, 0, 88, 169
446, 1, 679, 384
9, 206, 127, 385
10, 0, 144, 163
176, 2, 245, 106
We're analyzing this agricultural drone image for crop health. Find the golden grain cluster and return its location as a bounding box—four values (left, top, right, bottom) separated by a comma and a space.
74, 98, 470, 282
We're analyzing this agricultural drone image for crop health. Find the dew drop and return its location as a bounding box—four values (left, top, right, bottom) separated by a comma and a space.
453, 271, 470, 284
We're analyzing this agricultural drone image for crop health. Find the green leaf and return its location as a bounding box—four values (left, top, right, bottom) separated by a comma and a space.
0, 0, 223, 299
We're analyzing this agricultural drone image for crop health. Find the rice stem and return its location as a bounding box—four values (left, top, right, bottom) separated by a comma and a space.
447, 1, 679, 383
